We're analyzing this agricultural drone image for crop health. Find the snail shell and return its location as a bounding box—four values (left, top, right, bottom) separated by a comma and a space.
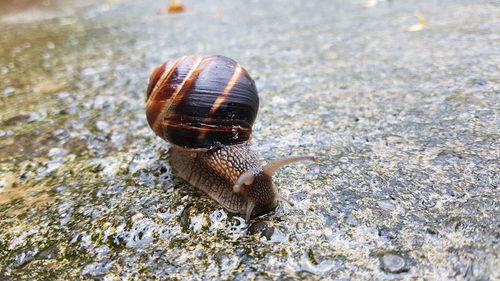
146, 55, 258, 151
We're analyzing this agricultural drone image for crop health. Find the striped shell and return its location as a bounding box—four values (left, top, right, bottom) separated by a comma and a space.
145, 55, 259, 150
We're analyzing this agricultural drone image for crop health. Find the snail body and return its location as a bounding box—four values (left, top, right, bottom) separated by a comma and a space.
146, 55, 316, 221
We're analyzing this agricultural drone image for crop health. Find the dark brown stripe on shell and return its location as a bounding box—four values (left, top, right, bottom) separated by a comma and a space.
164, 55, 236, 143
168, 55, 234, 120
163, 119, 252, 150
209, 63, 242, 114
196, 63, 243, 142
164, 57, 211, 121
145, 59, 180, 130
202, 63, 258, 126
146, 56, 203, 137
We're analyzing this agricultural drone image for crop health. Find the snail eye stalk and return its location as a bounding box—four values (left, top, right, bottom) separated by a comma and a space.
233, 171, 255, 193
262, 156, 318, 176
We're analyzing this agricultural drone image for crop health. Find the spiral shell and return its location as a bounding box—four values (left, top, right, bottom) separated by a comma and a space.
145, 55, 259, 150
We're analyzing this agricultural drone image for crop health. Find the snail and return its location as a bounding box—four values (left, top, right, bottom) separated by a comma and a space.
145, 55, 317, 221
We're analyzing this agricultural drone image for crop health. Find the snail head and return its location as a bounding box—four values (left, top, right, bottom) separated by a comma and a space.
233, 156, 318, 222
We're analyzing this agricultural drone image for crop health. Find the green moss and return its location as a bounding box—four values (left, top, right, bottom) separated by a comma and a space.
64, 246, 91, 262
168, 237, 189, 249
9, 197, 25, 205
308, 249, 319, 265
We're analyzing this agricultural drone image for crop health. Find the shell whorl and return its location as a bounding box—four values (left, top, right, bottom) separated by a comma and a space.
145, 55, 259, 151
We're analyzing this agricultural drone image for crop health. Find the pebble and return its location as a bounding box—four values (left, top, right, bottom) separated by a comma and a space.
380, 254, 407, 273
248, 221, 275, 240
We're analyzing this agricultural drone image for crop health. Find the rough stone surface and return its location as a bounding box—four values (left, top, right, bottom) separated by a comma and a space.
0, 0, 499, 280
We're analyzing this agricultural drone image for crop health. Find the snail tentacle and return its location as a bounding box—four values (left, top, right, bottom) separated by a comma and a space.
233, 171, 255, 193
245, 201, 255, 222
262, 156, 318, 176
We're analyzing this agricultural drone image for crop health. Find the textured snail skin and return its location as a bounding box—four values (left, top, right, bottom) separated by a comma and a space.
170, 144, 277, 218
146, 55, 316, 221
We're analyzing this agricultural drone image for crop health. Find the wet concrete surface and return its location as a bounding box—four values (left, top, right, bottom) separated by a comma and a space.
0, 0, 499, 280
